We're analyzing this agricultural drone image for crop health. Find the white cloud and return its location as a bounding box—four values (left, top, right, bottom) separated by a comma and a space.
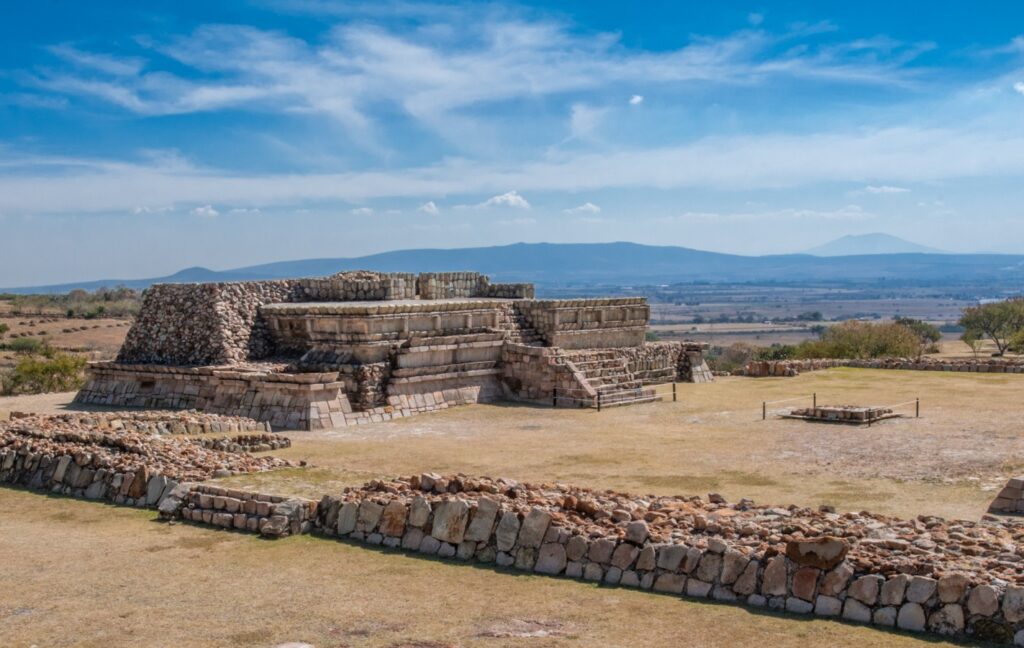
495, 217, 537, 226
861, 185, 910, 195
748, 13, 765, 26
417, 200, 439, 215
1014, 82, 1024, 95
569, 103, 606, 139
190, 204, 219, 218
564, 202, 601, 214
350, 207, 373, 215
5, 126, 1024, 214
131, 205, 173, 214
229, 207, 261, 214
23, 16, 927, 146
628, 94, 644, 105
481, 190, 530, 209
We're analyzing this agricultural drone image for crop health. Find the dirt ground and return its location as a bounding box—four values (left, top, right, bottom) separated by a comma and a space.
2, 367, 1022, 647
0, 314, 130, 370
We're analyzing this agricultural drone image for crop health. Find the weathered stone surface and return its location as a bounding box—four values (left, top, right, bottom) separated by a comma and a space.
378, 500, 407, 537
873, 606, 897, 627
720, 549, 749, 585
625, 520, 649, 545
431, 499, 470, 544
695, 553, 722, 583
356, 501, 384, 533
928, 604, 964, 635
495, 511, 520, 552
516, 507, 552, 549
686, 579, 712, 598
583, 563, 603, 581
732, 560, 759, 596
656, 544, 687, 571
814, 595, 841, 617
819, 563, 854, 597
762, 556, 787, 596
635, 545, 656, 571
842, 598, 872, 623
566, 535, 588, 562
1004, 585, 1024, 623
463, 497, 499, 542
337, 502, 358, 535
785, 536, 848, 570
408, 496, 431, 528
848, 575, 883, 606
906, 576, 937, 604
535, 543, 567, 575
897, 603, 926, 632
968, 584, 999, 616
588, 538, 616, 564
785, 598, 813, 614
653, 573, 686, 594
791, 567, 819, 602
937, 574, 969, 603
611, 543, 640, 570
880, 574, 909, 606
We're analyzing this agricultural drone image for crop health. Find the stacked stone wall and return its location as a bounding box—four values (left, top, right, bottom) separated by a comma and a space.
741, 358, 1024, 377
8, 410, 271, 435
514, 298, 649, 350
417, 272, 486, 299
175, 484, 315, 537
298, 271, 416, 301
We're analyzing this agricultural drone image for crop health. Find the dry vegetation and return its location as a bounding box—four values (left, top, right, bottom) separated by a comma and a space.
2, 367, 1022, 646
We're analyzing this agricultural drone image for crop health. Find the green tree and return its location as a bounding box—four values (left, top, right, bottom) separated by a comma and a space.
958, 299, 1024, 356
894, 317, 942, 358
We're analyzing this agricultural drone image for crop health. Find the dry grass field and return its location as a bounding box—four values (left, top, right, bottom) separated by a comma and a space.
2, 367, 1022, 647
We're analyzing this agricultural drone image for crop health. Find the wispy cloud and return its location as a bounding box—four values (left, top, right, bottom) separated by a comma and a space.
350, 207, 373, 215
1015, 81, 1024, 95
860, 185, 910, 195
564, 202, 601, 214
22, 14, 930, 149
417, 200, 439, 215
672, 205, 875, 223
628, 94, 644, 105
3, 125, 1024, 214
190, 204, 219, 218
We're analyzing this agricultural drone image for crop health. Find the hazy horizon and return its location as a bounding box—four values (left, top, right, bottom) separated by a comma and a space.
3, 1, 1024, 285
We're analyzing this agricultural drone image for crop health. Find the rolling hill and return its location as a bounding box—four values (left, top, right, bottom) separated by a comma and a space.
5, 242, 1024, 294
803, 233, 945, 256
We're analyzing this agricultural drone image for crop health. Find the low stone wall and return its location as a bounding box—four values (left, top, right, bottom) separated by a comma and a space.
173, 483, 315, 538
741, 357, 1024, 377
190, 433, 291, 453
298, 474, 1024, 644
417, 272, 486, 299
787, 405, 894, 423
478, 282, 535, 299
9, 410, 271, 435
989, 477, 1024, 515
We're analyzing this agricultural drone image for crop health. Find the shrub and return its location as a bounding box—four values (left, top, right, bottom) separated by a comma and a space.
706, 343, 756, 373
959, 298, 1024, 356
793, 321, 921, 359
755, 344, 797, 361
5, 336, 45, 353
0, 350, 87, 395
0, 322, 8, 338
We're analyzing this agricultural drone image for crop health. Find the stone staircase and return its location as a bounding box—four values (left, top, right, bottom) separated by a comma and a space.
496, 303, 545, 347
563, 350, 660, 408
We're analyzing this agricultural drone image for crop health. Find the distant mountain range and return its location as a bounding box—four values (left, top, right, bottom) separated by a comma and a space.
803, 233, 945, 256
5, 241, 1024, 294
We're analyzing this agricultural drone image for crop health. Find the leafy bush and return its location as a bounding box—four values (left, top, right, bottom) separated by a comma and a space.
706, 343, 757, 373
793, 321, 921, 359
0, 349, 87, 395
755, 344, 797, 361
4, 337, 45, 353
0, 322, 8, 338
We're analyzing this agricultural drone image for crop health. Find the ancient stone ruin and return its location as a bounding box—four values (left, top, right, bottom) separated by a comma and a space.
991, 478, 1024, 515
784, 405, 898, 424
74, 271, 711, 429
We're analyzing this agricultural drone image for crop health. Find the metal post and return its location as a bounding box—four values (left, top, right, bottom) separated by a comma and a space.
553, 388, 557, 408
916, 398, 920, 418
762, 401, 766, 420
672, 382, 677, 402
597, 393, 602, 412
813, 392, 817, 408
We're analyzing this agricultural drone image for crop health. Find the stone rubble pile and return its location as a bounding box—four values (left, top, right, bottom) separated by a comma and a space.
9, 410, 272, 435
0, 414, 295, 485
190, 433, 291, 453
300, 473, 1024, 643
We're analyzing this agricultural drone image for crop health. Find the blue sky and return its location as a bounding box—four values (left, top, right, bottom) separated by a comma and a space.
2, 1, 1024, 285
